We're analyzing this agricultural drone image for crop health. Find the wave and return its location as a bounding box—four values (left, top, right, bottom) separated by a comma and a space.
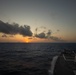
48, 56, 58, 75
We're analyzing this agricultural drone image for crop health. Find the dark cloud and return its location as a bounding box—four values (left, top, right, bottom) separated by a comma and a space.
19, 25, 32, 36
46, 30, 51, 37
34, 28, 64, 41
35, 29, 51, 38
35, 32, 46, 38
0, 20, 32, 36
0, 20, 64, 42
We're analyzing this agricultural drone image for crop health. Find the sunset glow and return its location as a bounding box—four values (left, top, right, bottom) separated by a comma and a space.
24, 38, 29, 43
0, 0, 76, 43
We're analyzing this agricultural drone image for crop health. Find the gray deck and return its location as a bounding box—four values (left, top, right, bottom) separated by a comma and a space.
54, 54, 75, 75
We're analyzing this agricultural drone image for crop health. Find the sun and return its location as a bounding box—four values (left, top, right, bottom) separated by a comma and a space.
26, 39, 29, 43
24, 38, 29, 43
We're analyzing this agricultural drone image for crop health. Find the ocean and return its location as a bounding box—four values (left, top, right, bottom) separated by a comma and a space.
0, 43, 76, 75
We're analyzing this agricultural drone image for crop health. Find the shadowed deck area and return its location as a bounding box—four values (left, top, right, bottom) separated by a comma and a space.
54, 54, 75, 75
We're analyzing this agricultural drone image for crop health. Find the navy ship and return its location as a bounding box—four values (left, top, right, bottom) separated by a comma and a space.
49, 49, 76, 75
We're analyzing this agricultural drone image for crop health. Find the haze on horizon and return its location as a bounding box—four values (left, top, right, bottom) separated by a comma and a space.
0, 0, 76, 43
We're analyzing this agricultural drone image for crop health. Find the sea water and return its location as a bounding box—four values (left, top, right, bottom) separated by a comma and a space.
0, 43, 76, 75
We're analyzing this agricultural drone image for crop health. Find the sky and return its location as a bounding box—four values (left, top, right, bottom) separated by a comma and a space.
0, 0, 76, 43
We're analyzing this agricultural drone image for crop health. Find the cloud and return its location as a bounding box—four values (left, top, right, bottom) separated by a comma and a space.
19, 25, 32, 36
35, 29, 51, 38
46, 30, 51, 37
0, 20, 32, 36
2, 34, 7, 37
34, 28, 64, 41
35, 26, 46, 35
0, 20, 64, 42
35, 32, 46, 38
50, 36, 63, 41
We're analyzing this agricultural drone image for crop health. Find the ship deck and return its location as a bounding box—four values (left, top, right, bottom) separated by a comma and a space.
53, 54, 76, 75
